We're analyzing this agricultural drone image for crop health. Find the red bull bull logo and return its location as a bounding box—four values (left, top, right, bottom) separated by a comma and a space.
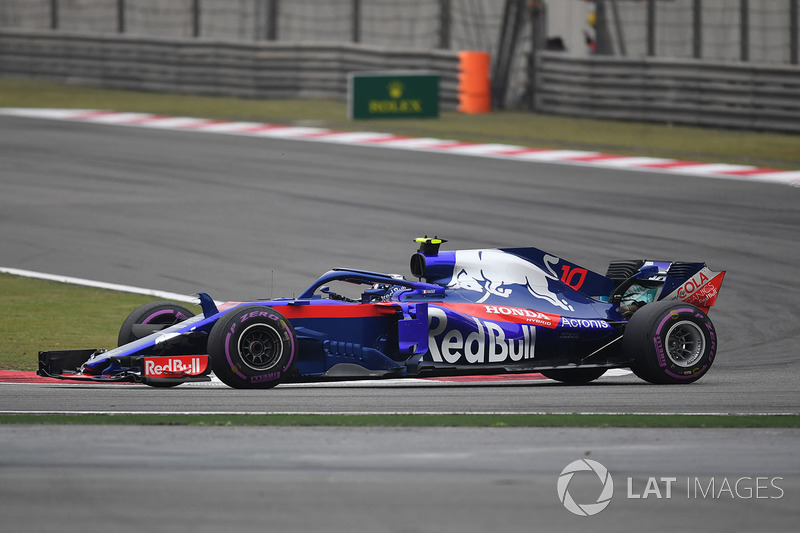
446, 249, 575, 311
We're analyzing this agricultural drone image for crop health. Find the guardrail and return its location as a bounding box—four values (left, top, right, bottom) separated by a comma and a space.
0, 30, 460, 108
3, 30, 799, 133
533, 52, 800, 134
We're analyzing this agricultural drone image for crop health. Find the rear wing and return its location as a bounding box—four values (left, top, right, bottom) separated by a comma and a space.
607, 260, 726, 312
660, 264, 726, 311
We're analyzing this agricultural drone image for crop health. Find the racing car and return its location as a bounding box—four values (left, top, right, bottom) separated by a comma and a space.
38, 238, 725, 388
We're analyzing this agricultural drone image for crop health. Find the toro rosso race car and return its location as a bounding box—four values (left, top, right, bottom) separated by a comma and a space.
38, 238, 725, 388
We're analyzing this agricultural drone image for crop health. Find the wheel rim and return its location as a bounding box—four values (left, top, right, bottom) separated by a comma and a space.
665, 321, 705, 367
238, 324, 283, 372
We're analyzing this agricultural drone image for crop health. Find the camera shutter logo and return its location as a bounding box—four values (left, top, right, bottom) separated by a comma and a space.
557, 459, 614, 516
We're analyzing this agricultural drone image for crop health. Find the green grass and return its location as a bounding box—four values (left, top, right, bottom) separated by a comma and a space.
0, 413, 797, 428
0, 273, 196, 371
2, 78, 799, 168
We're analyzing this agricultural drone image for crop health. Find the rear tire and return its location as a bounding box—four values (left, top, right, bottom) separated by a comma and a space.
540, 368, 607, 384
623, 300, 717, 384
208, 306, 296, 389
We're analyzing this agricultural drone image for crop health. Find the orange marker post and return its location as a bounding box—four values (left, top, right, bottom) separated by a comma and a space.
457, 51, 491, 114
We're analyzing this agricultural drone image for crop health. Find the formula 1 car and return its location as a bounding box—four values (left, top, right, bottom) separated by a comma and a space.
38, 238, 725, 388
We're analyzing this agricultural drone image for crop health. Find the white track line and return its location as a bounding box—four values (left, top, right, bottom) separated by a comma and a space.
0, 410, 793, 416
0, 267, 197, 303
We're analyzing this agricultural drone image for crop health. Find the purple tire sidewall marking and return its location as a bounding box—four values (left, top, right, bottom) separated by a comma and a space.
142, 309, 175, 324
706, 323, 717, 364
225, 331, 249, 380
655, 308, 693, 335
282, 320, 296, 372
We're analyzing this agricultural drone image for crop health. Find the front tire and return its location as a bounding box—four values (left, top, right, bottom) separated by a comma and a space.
118, 301, 195, 345
623, 301, 717, 384
208, 306, 296, 389
118, 301, 196, 388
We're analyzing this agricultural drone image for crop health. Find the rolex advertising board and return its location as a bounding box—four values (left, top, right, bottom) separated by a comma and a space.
348, 71, 439, 120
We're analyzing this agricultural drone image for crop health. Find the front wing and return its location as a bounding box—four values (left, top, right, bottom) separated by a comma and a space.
38, 349, 212, 385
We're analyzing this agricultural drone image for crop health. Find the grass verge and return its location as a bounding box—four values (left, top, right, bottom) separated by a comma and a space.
0, 413, 798, 428
0, 273, 196, 371
2, 78, 799, 168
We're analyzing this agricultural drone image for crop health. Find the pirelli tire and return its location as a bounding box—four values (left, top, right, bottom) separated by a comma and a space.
118, 301, 195, 345
208, 305, 297, 389
623, 300, 717, 384
117, 301, 197, 388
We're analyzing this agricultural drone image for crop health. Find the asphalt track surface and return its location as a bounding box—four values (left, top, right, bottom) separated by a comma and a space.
1, 115, 799, 531
2, 114, 798, 414
1, 425, 797, 533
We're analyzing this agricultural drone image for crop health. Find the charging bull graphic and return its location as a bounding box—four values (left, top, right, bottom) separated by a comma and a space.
447, 249, 575, 311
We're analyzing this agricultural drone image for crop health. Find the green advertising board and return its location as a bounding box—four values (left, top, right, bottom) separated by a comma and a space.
348, 71, 439, 120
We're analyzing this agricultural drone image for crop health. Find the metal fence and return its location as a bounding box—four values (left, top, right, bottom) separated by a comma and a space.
1, 1, 797, 64
0, 0, 506, 52
594, 0, 799, 65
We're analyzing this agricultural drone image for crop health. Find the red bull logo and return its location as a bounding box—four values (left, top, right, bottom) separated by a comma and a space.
427, 307, 535, 364
144, 356, 208, 377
